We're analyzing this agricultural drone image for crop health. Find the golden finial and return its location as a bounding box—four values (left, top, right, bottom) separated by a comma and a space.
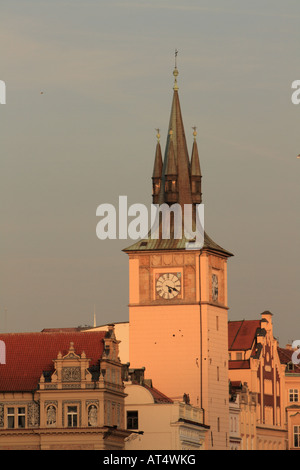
192, 126, 197, 140
155, 128, 160, 142
173, 49, 179, 91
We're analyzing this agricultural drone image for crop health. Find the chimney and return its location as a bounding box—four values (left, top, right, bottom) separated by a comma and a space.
261, 311, 273, 334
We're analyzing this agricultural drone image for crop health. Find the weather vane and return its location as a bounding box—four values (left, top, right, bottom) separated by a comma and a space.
175, 49, 178, 69
173, 50, 179, 90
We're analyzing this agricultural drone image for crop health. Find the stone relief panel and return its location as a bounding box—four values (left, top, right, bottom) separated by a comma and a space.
0, 403, 3, 428
62, 367, 81, 382
151, 255, 162, 267
184, 265, 196, 301
139, 267, 150, 301
28, 402, 40, 427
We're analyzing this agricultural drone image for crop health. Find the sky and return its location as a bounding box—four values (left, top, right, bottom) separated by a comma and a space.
1, 0, 300, 347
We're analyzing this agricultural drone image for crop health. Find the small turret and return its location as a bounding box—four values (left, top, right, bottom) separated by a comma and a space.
152, 129, 163, 204
190, 127, 202, 204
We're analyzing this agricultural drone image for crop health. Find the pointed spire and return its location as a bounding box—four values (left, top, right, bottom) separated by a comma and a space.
165, 130, 177, 176
158, 63, 192, 207
164, 129, 178, 204
124, 60, 234, 257
191, 127, 202, 204
152, 129, 163, 204
191, 127, 201, 177
152, 129, 163, 178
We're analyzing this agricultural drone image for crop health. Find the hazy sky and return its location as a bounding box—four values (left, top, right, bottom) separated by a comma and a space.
1, 0, 300, 347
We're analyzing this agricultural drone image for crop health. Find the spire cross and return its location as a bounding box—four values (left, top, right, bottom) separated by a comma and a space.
175, 49, 178, 69
155, 128, 160, 142
192, 126, 197, 140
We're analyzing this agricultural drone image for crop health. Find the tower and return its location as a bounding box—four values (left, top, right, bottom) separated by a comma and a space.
123, 62, 233, 450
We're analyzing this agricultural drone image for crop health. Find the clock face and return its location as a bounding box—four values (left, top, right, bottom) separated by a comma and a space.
156, 273, 181, 299
212, 274, 218, 301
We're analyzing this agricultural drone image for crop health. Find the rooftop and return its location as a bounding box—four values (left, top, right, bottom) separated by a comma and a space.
0, 330, 107, 392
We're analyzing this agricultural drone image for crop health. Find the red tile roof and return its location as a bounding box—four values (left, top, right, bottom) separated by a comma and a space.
130, 380, 173, 404
278, 347, 300, 373
229, 360, 250, 370
228, 320, 261, 351
143, 383, 173, 404
230, 381, 242, 388
0, 331, 106, 392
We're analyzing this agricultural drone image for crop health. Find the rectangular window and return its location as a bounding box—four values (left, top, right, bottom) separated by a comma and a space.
127, 411, 138, 430
18, 407, 26, 428
7, 407, 26, 429
289, 389, 299, 402
217, 366, 219, 381
67, 406, 78, 427
294, 426, 300, 448
216, 316, 219, 331
236, 352, 242, 361
7, 407, 15, 429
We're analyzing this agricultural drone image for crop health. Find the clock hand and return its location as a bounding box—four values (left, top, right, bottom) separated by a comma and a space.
166, 285, 179, 293
169, 286, 179, 292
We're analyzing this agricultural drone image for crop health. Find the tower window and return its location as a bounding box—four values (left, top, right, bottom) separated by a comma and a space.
165, 180, 176, 192
153, 182, 160, 195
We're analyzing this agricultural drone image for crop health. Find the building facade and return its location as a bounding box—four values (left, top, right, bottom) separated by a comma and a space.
228, 311, 287, 450
0, 327, 129, 449
124, 368, 208, 450
278, 344, 300, 450
229, 384, 242, 450
230, 381, 257, 450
